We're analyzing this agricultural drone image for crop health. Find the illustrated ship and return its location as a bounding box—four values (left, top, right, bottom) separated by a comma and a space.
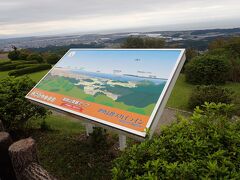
113, 70, 122, 74
148, 75, 157, 78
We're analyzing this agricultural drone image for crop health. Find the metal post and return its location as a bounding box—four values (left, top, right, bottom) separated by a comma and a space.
119, 134, 127, 151
85, 123, 94, 136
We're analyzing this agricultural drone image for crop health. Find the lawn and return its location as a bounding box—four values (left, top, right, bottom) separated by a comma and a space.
30, 114, 116, 180
26, 69, 50, 82
0, 71, 10, 79
0, 69, 49, 81
167, 74, 194, 110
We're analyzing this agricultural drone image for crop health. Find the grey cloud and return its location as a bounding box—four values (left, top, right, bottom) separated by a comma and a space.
0, 0, 239, 37
0, 0, 229, 24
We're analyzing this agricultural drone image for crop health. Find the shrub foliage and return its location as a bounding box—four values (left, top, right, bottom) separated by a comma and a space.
185, 55, 231, 85
112, 103, 240, 179
8, 64, 51, 76
0, 60, 38, 71
189, 85, 234, 109
0, 76, 48, 131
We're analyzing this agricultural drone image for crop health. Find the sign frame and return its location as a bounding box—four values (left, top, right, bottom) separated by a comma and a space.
26, 49, 186, 139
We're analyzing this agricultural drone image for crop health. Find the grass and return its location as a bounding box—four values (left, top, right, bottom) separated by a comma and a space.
167, 74, 194, 110
26, 69, 50, 82
222, 82, 240, 97
0, 71, 10, 79
29, 114, 117, 180
0, 69, 49, 81
45, 114, 84, 134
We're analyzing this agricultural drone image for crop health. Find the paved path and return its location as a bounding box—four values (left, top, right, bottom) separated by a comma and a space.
154, 107, 192, 134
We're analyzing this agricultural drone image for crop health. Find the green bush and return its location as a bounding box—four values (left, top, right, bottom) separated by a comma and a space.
185, 55, 231, 85
112, 103, 240, 179
0, 63, 17, 71
0, 76, 48, 131
27, 53, 44, 63
15, 64, 38, 69
0, 61, 38, 71
8, 64, 51, 76
189, 85, 234, 109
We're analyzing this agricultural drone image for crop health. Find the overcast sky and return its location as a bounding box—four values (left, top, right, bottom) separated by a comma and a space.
0, 0, 240, 38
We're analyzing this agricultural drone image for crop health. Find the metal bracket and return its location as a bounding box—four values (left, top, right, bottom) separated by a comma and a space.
85, 123, 94, 136
119, 134, 127, 151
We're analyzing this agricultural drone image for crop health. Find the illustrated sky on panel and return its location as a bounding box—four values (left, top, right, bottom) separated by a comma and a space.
26, 49, 184, 136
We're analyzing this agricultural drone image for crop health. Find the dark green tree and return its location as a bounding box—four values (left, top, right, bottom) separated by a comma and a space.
185, 55, 231, 85
182, 48, 198, 72
208, 38, 227, 50
121, 36, 165, 48
45, 53, 60, 64
27, 53, 44, 63
18, 50, 30, 60
8, 46, 20, 60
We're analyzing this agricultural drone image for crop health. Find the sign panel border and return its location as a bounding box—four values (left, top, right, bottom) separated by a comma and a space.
26, 49, 186, 138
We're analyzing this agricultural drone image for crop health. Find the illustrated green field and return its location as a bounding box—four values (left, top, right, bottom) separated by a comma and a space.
36, 75, 163, 116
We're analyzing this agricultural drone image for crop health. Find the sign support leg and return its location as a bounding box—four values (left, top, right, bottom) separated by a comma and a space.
86, 123, 94, 136
119, 134, 127, 151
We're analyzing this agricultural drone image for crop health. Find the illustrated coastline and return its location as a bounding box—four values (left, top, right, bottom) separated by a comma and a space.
55, 67, 167, 85
37, 67, 167, 115
123, 74, 167, 81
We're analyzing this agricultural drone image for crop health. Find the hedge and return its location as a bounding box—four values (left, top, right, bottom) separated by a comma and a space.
11, 60, 38, 64
0, 64, 17, 71
0, 60, 11, 66
0, 60, 38, 71
8, 64, 51, 76
15, 64, 39, 69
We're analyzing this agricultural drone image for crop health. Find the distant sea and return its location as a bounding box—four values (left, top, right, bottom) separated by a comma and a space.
71, 69, 167, 85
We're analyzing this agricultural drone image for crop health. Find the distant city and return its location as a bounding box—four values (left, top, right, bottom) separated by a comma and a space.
0, 28, 239, 51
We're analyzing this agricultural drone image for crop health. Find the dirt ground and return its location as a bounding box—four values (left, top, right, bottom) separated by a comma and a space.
0, 53, 9, 60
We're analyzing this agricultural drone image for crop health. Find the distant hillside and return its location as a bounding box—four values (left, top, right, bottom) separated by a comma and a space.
0, 27, 239, 52
191, 28, 240, 35
28, 43, 105, 55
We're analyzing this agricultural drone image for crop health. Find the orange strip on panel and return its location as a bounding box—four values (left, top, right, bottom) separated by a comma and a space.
27, 88, 150, 132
